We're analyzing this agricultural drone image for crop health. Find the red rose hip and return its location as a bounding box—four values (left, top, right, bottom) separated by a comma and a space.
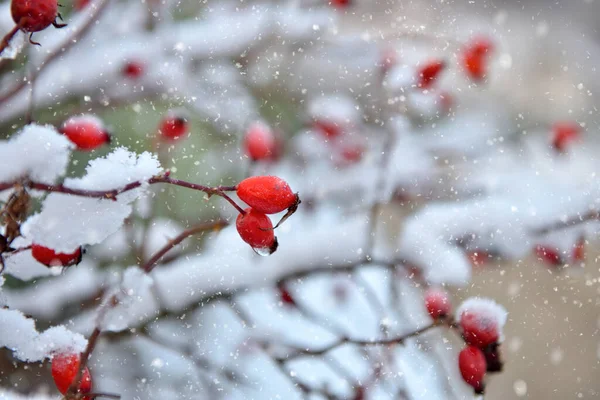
244, 122, 276, 161
11, 0, 59, 33
551, 121, 580, 153
458, 346, 487, 394
51, 353, 92, 395
459, 311, 500, 348
236, 207, 278, 254
31, 244, 82, 267
424, 287, 451, 319
158, 114, 189, 141
417, 60, 446, 89
236, 176, 298, 214
60, 115, 111, 151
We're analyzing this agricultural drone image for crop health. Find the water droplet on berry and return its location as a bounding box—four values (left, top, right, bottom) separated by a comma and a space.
253, 247, 272, 257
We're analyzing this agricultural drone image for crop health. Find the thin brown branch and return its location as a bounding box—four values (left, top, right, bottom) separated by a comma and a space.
532, 209, 599, 236
0, 25, 20, 57
141, 219, 228, 273
0, 0, 111, 106
270, 320, 448, 361
67, 326, 102, 396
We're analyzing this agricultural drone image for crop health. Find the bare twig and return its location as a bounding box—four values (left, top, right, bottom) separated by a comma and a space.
0, 25, 20, 57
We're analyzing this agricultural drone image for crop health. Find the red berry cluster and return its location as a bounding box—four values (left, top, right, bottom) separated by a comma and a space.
51, 353, 92, 398
235, 176, 299, 255
456, 301, 505, 394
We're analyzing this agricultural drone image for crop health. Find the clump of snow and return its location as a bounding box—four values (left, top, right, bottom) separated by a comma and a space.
0, 308, 87, 362
0, 124, 72, 185
456, 297, 508, 336
27, 148, 162, 252
100, 267, 159, 332
0, 389, 57, 400
307, 95, 360, 126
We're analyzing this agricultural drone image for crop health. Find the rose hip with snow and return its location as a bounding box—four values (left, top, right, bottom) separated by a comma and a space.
31, 244, 82, 267
457, 298, 507, 348
122, 61, 145, 79
244, 122, 277, 161
237, 176, 298, 215
424, 287, 451, 319
60, 115, 111, 151
51, 352, 92, 395
458, 346, 487, 394
236, 207, 278, 254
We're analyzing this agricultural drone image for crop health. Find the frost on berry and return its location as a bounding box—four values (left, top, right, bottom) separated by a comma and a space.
244, 121, 277, 161
11, 0, 60, 33
457, 297, 507, 348
60, 115, 111, 151
51, 352, 92, 395
237, 176, 298, 215
31, 244, 82, 267
424, 287, 451, 319
158, 113, 189, 141
236, 207, 278, 255
458, 346, 487, 394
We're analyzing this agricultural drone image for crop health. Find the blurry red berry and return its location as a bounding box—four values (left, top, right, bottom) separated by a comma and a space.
424, 287, 451, 319
340, 145, 364, 164
236, 208, 278, 254
573, 236, 585, 262
459, 310, 500, 348
278, 283, 295, 306
244, 122, 277, 161
74, 0, 90, 10
51, 353, 92, 395
11, 0, 58, 32
331, 0, 351, 8
534, 245, 563, 267
468, 251, 490, 268
417, 60, 446, 89
462, 37, 494, 81
60, 115, 111, 151
551, 121, 581, 153
31, 244, 82, 267
458, 346, 487, 394
237, 176, 298, 215
314, 120, 342, 139
158, 114, 189, 141
123, 61, 144, 79
379, 47, 398, 74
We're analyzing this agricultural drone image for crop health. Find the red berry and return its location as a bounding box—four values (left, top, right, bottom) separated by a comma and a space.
534, 244, 563, 267
11, 0, 58, 33
339, 145, 364, 164
236, 207, 278, 254
468, 251, 490, 268
74, 0, 90, 10
51, 353, 92, 395
123, 61, 144, 79
462, 37, 494, 81
379, 47, 398, 75
314, 120, 342, 139
237, 176, 298, 215
60, 115, 111, 151
551, 121, 580, 152
459, 310, 500, 348
278, 283, 295, 306
424, 287, 451, 319
158, 114, 189, 141
331, 0, 351, 8
573, 236, 585, 262
458, 346, 487, 394
31, 244, 82, 267
417, 60, 446, 89
244, 122, 276, 161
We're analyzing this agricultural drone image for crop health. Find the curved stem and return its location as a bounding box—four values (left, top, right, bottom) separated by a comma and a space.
0, 25, 20, 57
